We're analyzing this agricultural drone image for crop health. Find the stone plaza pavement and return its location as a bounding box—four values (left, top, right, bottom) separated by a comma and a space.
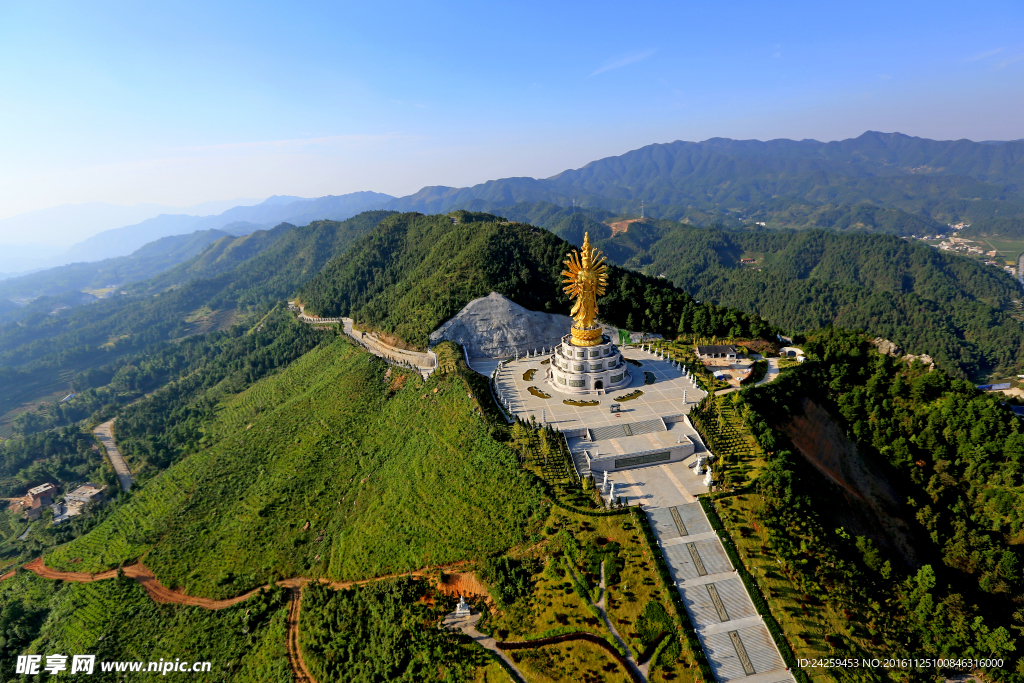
486, 346, 707, 433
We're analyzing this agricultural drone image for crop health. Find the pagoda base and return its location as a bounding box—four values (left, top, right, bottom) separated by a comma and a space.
547, 334, 631, 395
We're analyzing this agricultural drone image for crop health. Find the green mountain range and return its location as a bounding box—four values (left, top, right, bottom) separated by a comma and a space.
578, 220, 1023, 378
384, 132, 1024, 235
1, 203, 1023, 681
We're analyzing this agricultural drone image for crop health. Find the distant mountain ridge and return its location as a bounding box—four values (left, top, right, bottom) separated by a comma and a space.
0, 229, 233, 306
382, 132, 1024, 233
13, 131, 1024, 279
64, 191, 396, 263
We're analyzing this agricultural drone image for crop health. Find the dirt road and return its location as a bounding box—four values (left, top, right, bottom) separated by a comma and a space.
93, 419, 133, 491
287, 587, 318, 683
19, 556, 475, 683
24, 558, 263, 609
24, 557, 315, 681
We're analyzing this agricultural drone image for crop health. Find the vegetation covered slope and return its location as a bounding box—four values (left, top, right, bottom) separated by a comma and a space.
0, 211, 395, 422
45, 334, 544, 598
301, 578, 483, 683
0, 228, 232, 310
596, 221, 1024, 377
0, 571, 291, 683
298, 210, 775, 347
134, 224, 293, 293
733, 329, 1023, 677
385, 133, 1024, 234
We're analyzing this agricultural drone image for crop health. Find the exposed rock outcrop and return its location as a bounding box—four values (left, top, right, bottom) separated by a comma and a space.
871, 337, 902, 357
428, 292, 574, 358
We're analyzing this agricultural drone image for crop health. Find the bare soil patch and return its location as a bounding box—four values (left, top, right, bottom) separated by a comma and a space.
606, 218, 645, 236
437, 571, 489, 599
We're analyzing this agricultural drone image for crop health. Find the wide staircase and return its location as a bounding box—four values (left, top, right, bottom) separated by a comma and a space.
647, 502, 795, 683
588, 418, 665, 441
572, 419, 668, 478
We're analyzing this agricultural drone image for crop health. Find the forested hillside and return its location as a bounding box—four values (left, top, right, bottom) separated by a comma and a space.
592, 221, 1024, 377
0, 228, 232, 309
132, 224, 292, 293
0, 211, 395, 424
735, 329, 1023, 675
44, 334, 545, 597
5, 201, 1024, 680
297, 210, 775, 347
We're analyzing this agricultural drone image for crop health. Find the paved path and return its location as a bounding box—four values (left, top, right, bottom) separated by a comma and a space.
715, 357, 779, 396
93, 419, 133, 491
755, 358, 780, 387
443, 611, 526, 682
341, 318, 436, 378
597, 562, 649, 679
293, 305, 436, 376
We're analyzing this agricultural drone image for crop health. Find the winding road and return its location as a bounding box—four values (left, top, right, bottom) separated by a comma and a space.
9, 556, 479, 683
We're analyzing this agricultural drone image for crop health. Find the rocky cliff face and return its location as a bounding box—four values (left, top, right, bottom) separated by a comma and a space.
783, 398, 920, 570
428, 292, 574, 358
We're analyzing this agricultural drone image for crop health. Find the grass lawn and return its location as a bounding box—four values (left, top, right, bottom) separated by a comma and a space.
483, 421, 703, 681
513, 640, 632, 683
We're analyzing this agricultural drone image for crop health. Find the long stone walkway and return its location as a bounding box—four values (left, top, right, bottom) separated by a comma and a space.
339, 318, 436, 379
93, 419, 133, 491
647, 502, 794, 683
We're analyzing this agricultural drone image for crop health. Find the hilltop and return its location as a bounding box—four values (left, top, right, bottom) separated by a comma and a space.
45, 334, 543, 596
298, 210, 774, 349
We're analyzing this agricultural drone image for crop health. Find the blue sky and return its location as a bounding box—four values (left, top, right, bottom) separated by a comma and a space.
1, 0, 1022, 219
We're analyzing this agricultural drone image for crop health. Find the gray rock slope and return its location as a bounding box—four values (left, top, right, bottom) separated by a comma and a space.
429, 292, 574, 358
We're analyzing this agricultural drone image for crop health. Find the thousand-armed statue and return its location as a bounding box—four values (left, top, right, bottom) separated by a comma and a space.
561, 232, 608, 347
547, 232, 629, 394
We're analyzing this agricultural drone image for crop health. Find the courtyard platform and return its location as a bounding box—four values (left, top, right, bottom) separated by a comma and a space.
484, 346, 707, 434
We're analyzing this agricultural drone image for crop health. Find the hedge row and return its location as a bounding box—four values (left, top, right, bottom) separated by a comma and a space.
700, 497, 809, 683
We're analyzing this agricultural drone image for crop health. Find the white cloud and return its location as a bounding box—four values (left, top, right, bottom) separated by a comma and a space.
996, 53, 1024, 69
966, 47, 1003, 62
590, 49, 656, 77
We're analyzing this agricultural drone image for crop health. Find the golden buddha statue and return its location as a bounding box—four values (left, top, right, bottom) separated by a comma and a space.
561, 232, 608, 347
